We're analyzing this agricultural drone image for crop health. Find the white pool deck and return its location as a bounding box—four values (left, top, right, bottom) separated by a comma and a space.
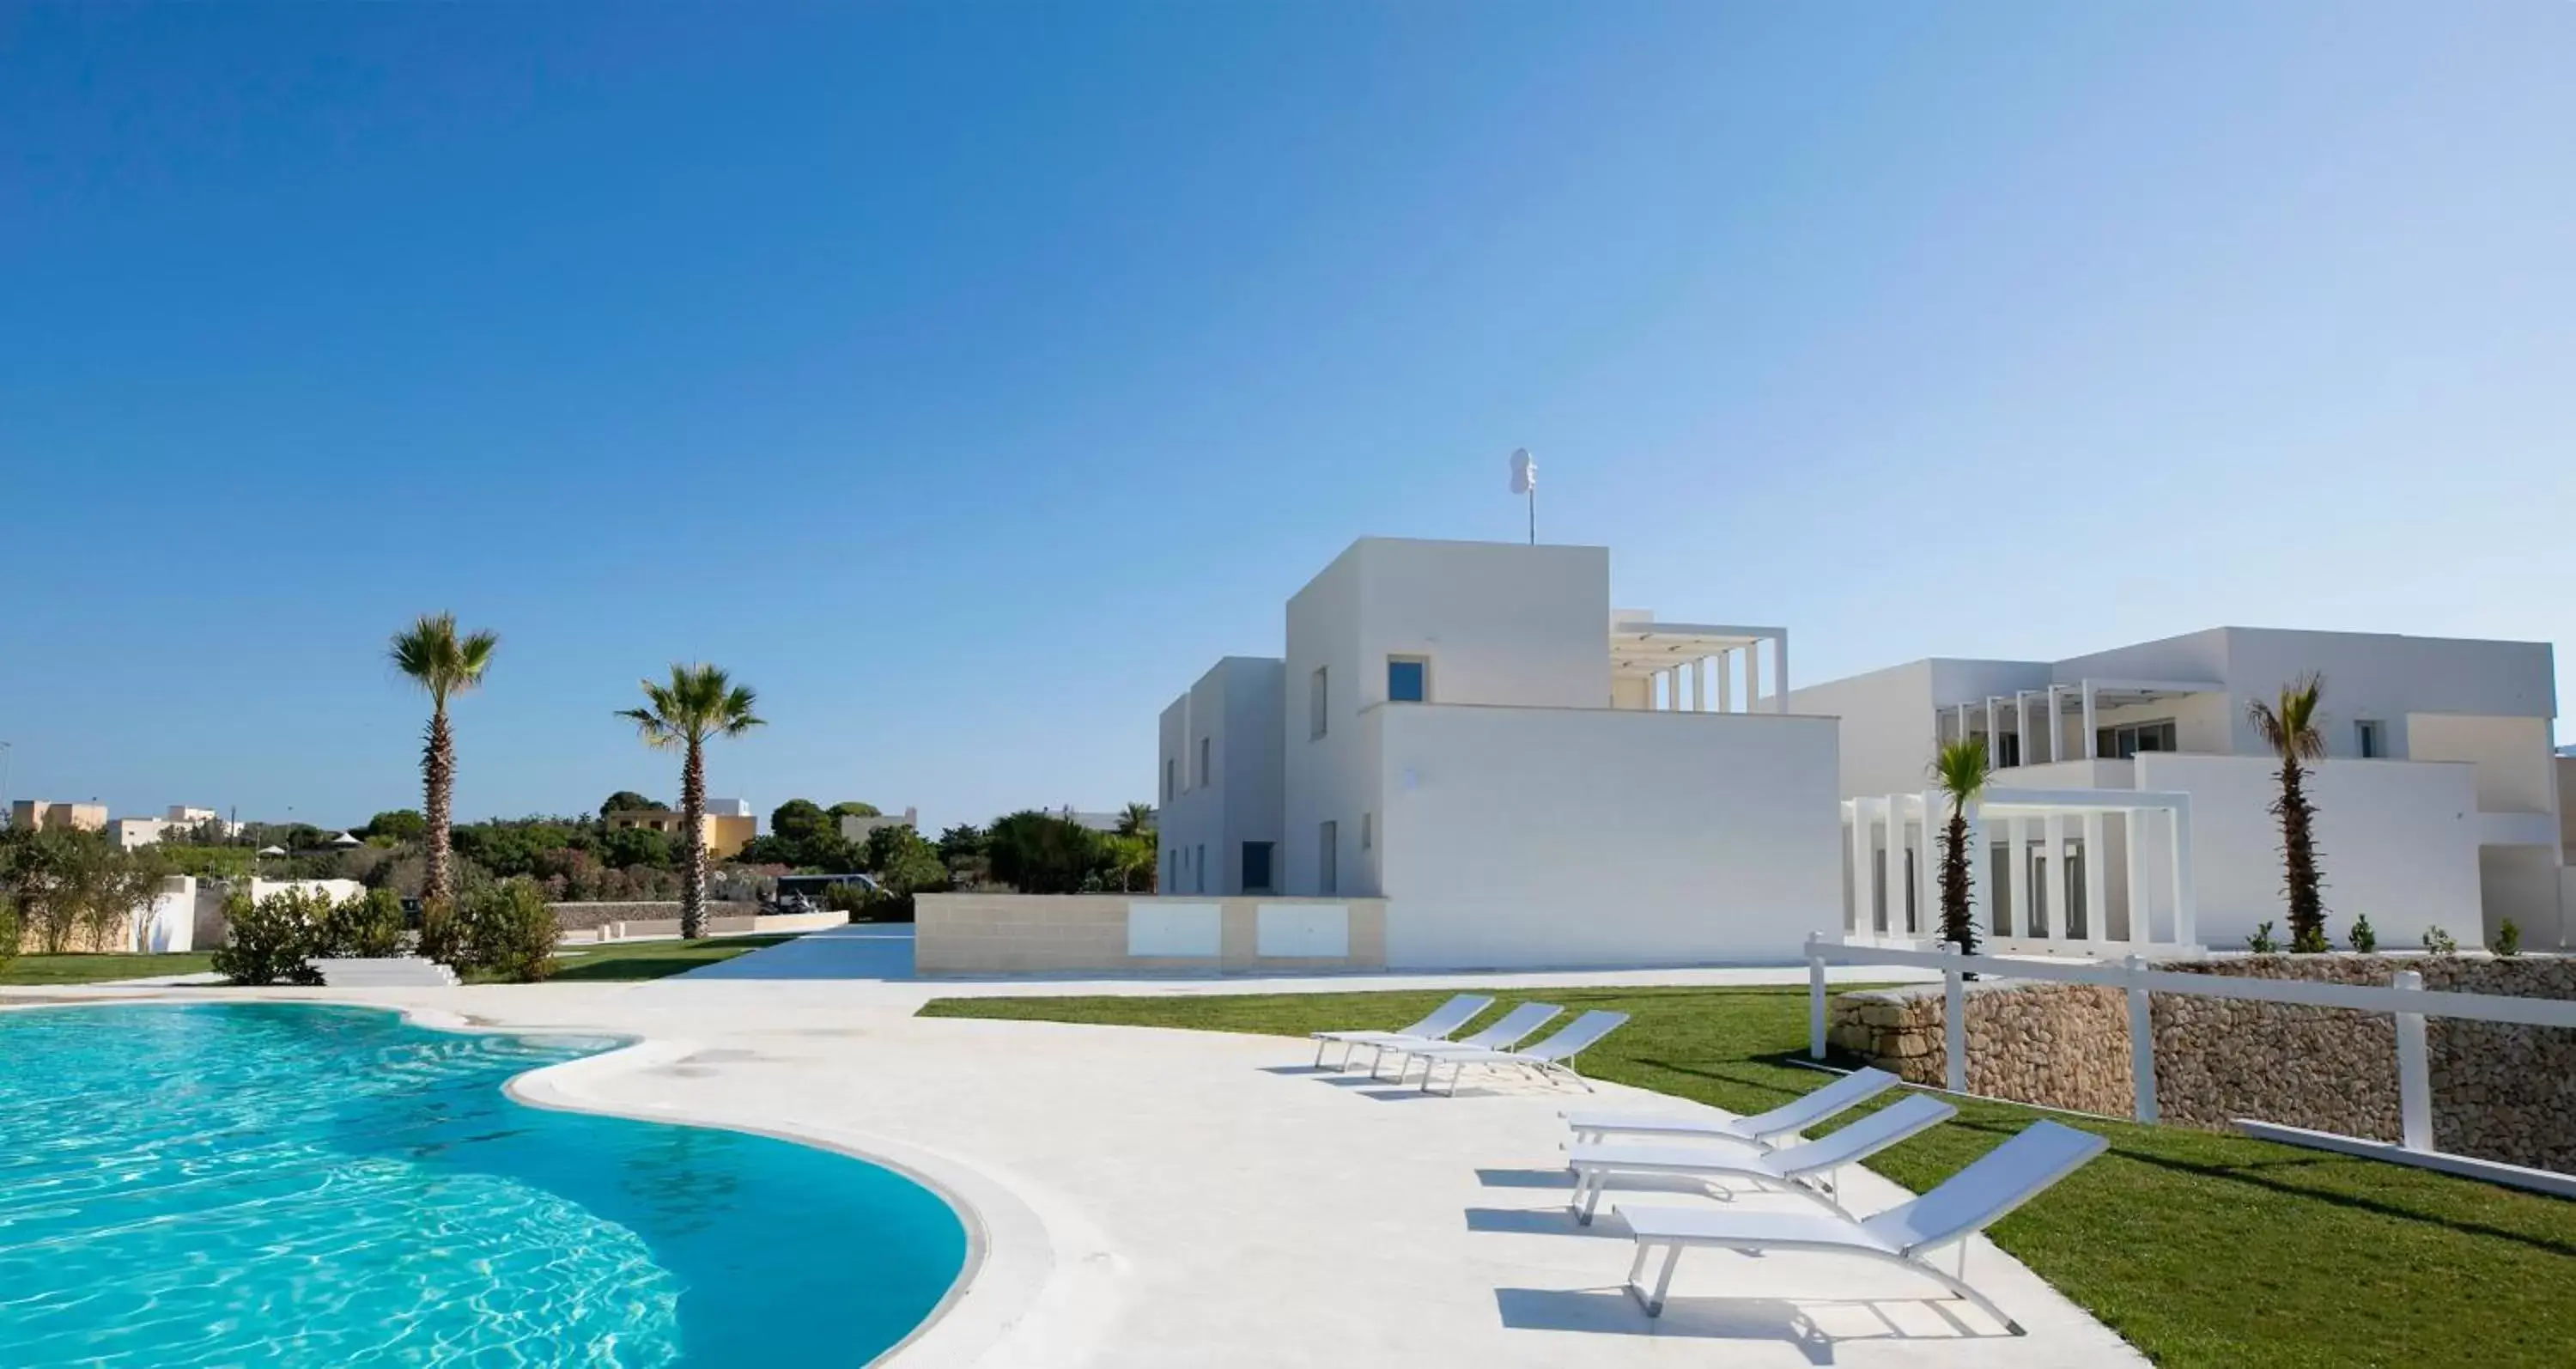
12, 925, 2139, 1367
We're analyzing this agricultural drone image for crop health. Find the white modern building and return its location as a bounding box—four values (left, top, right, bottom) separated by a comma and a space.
109, 806, 236, 850
1786, 628, 2566, 953
1156, 537, 1839, 969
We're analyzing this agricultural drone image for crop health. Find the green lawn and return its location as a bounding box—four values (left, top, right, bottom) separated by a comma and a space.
920, 985, 2576, 1368
0, 951, 217, 985
511, 933, 801, 983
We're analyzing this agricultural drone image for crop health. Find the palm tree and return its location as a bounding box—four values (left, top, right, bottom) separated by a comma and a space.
617, 664, 765, 939
1115, 801, 1155, 838
2248, 673, 2330, 952
1930, 737, 1990, 958
389, 613, 498, 910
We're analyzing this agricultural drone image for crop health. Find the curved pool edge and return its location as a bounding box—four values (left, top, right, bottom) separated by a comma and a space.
0, 992, 1072, 1369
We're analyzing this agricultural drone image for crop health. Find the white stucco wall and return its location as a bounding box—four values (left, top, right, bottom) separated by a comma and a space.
1370, 704, 1844, 968
1157, 657, 1287, 896
2134, 753, 2482, 952
1783, 661, 1940, 799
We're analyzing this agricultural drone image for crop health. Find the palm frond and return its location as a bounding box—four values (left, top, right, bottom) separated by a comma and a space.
620, 664, 764, 746
389, 611, 499, 705
2249, 673, 2328, 761
1930, 737, 1990, 814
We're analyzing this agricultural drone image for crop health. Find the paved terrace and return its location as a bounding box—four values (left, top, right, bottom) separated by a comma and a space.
11, 927, 2131, 1368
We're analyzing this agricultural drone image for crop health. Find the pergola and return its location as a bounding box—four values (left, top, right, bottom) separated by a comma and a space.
1939, 678, 2223, 766
1608, 618, 1789, 713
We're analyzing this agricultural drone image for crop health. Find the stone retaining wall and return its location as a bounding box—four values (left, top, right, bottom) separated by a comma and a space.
1829, 954, 2576, 1171
547, 900, 756, 933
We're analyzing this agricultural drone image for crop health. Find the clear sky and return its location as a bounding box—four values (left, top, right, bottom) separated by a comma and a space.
3, 3, 2570, 832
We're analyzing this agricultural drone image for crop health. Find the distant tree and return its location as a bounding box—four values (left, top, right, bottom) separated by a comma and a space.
364, 809, 428, 843
598, 824, 674, 871
1930, 738, 1990, 959
389, 611, 499, 909
770, 799, 835, 844
861, 824, 935, 876
599, 790, 661, 817
829, 800, 883, 820
2248, 674, 2330, 952
1102, 833, 1156, 891
984, 810, 1103, 895
1115, 802, 1155, 838
0, 829, 171, 954
619, 664, 765, 939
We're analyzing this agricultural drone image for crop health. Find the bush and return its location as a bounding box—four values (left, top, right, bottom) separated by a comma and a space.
0, 897, 17, 970
212, 889, 327, 985
466, 879, 561, 983
319, 887, 406, 958
2421, 925, 2458, 957
2494, 918, 2520, 958
416, 896, 469, 970
2347, 913, 2377, 953
2290, 921, 2330, 954
2245, 921, 2280, 954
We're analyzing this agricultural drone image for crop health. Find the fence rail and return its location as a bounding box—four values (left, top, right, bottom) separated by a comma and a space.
1802, 934, 2576, 1152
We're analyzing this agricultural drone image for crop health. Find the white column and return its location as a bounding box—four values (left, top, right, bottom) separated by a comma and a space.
1717, 650, 1734, 712
1985, 698, 2000, 766
2394, 970, 2431, 1151
2083, 810, 2109, 954
2124, 810, 2152, 945
1954, 703, 1969, 751
1879, 797, 1901, 938
1744, 643, 1761, 713
2125, 954, 2158, 1123
2041, 812, 2067, 941
2082, 680, 2099, 760
1772, 632, 1790, 713
2015, 691, 2034, 770
1917, 788, 1942, 937
1846, 800, 1870, 936
1965, 801, 1988, 940
2007, 815, 2030, 940
1691, 656, 1707, 712
2167, 798, 2197, 948
2046, 684, 2067, 764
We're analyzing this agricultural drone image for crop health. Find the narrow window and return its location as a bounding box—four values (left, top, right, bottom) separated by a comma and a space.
1310, 667, 1329, 739
1319, 820, 1338, 894
2356, 720, 2385, 758
1386, 656, 1427, 703
1164, 758, 1176, 801
1360, 812, 1373, 851
1197, 736, 1211, 787
1195, 843, 1206, 895
1242, 841, 1274, 894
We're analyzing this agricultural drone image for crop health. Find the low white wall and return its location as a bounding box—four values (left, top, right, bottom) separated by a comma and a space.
2135, 754, 2482, 951
1373, 704, 1843, 968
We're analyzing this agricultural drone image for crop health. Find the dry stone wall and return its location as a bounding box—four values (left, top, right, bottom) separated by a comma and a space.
547, 900, 756, 933
1829, 954, 2576, 1171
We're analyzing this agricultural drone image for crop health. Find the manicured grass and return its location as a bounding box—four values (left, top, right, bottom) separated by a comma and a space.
920, 985, 2576, 1368
0, 952, 217, 985
511, 934, 802, 984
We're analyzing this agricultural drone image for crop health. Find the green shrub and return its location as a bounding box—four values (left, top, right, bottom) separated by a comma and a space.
2421, 925, 2458, 957
2245, 921, 2280, 954
2494, 919, 2520, 958
2347, 913, 2377, 953
212, 889, 327, 985
319, 887, 406, 958
0, 897, 17, 970
2291, 922, 2330, 954
466, 879, 561, 983
416, 896, 470, 970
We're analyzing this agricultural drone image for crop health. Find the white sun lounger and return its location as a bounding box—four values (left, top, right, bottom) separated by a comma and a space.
1613, 1119, 2109, 1333
1308, 995, 1495, 1069
1416, 1010, 1629, 1095
1373, 1002, 1561, 1081
1567, 1092, 1957, 1222
1563, 1067, 1902, 1149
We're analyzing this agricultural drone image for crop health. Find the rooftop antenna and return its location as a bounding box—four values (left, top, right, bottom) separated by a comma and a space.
1509, 447, 1536, 545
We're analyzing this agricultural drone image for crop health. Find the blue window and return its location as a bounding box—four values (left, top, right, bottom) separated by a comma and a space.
1387, 657, 1427, 703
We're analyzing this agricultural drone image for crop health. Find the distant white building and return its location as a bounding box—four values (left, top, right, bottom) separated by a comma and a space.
110, 806, 239, 850
1787, 629, 2565, 952
840, 806, 921, 842
1157, 537, 1840, 969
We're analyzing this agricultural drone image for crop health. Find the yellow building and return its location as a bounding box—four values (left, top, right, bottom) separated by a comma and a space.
605, 799, 756, 861
9, 800, 108, 833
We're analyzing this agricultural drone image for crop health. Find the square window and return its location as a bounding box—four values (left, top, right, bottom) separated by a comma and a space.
1242, 841, 1274, 894
1387, 657, 1427, 703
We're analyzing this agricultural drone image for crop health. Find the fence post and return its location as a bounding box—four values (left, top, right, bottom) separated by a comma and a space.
2393, 969, 2432, 1152
1807, 934, 1827, 1061
1942, 941, 1967, 1094
2124, 953, 2159, 1124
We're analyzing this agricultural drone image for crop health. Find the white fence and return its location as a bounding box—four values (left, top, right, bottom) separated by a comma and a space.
1802, 934, 2576, 1192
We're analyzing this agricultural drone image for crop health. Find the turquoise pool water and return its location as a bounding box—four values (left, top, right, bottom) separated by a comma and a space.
0, 1002, 967, 1366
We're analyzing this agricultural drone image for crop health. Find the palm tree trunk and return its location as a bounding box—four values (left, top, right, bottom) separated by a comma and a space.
2275, 757, 2324, 949
1940, 808, 1979, 957
679, 738, 708, 940
422, 703, 454, 908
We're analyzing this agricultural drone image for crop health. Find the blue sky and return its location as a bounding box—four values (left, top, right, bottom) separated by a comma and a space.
3, 3, 2570, 831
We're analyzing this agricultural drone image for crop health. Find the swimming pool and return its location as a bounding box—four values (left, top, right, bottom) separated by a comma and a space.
0, 1001, 968, 1366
